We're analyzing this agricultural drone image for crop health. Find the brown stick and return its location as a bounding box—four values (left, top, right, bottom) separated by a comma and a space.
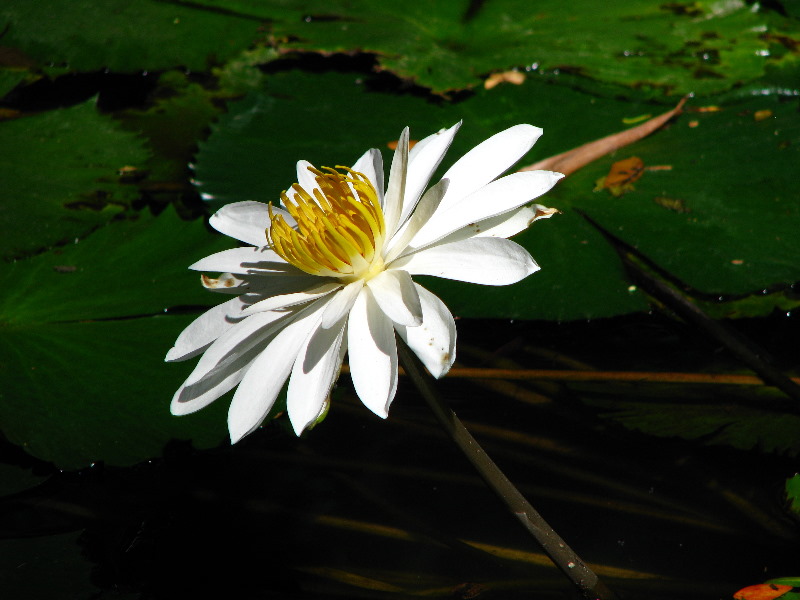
342, 364, 800, 386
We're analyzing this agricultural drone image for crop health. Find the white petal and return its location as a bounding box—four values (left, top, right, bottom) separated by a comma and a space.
400, 122, 460, 227
170, 352, 253, 416
171, 308, 291, 416
426, 204, 558, 248
287, 320, 347, 435
295, 160, 320, 196
189, 246, 294, 275
384, 178, 448, 263
382, 127, 409, 237
321, 280, 364, 329
393, 237, 539, 285
165, 296, 246, 362
395, 284, 456, 379
240, 274, 330, 300
407, 171, 563, 251
183, 309, 295, 387
227, 299, 328, 443
408, 125, 451, 164
242, 282, 341, 315
352, 148, 384, 205
347, 287, 398, 418
471, 203, 557, 238
438, 124, 543, 212
367, 269, 422, 327
209, 201, 292, 247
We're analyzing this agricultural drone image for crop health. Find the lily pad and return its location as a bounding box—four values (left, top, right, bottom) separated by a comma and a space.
786, 475, 800, 516
193, 69, 800, 320
0, 0, 262, 73
0, 208, 234, 469
190, 0, 773, 95
0, 532, 98, 599
561, 94, 800, 297
120, 71, 223, 183
0, 67, 30, 99
590, 396, 800, 456
0, 462, 48, 497
0, 98, 148, 260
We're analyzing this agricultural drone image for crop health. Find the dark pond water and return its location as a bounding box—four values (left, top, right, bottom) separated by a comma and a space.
2, 314, 798, 599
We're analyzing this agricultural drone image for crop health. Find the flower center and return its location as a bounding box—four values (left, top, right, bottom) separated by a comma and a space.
268, 166, 386, 281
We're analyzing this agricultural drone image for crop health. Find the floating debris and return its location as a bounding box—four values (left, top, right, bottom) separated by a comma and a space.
594, 157, 644, 196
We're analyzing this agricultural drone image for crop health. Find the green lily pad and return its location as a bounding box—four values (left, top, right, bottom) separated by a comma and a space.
0, 532, 98, 599
0, 67, 30, 99
699, 289, 800, 320
770, 577, 800, 587
0, 98, 148, 260
193, 69, 800, 320
120, 71, 223, 184
0, 0, 262, 72
590, 396, 800, 456
0, 462, 48, 497
563, 94, 800, 296
0, 208, 234, 469
189, 0, 775, 95
786, 475, 800, 516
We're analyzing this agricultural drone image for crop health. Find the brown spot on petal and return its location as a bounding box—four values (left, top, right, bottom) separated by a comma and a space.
530, 206, 559, 224
201, 273, 238, 289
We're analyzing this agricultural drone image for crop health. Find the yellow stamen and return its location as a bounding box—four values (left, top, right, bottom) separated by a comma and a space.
267, 166, 385, 280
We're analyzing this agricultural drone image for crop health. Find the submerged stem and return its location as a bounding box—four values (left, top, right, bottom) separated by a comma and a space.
397, 339, 617, 600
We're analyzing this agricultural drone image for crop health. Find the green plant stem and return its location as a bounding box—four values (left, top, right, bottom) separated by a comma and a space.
396, 339, 617, 600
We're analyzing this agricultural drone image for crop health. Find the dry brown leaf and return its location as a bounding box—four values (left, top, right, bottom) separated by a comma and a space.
733, 583, 792, 600
603, 157, 644, 189
519, 97, 687, 177
387, 139, 417, 150
594, 156, 644, 196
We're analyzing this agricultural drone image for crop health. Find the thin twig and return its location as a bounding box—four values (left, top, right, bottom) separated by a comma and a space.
396, 338, 618, 600
342, 364, 800, 386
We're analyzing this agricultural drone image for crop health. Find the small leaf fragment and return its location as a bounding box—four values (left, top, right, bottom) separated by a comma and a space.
733, 583, 792, 600
594, 157, 644, 196
622, 114, 652, 125
388, 139, 418, 150
754, 109, 774, 121
653, 196, 689, 213
484, 70, 526, 89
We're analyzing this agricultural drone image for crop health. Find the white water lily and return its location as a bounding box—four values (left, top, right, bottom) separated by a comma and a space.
167, 123, 562, 441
